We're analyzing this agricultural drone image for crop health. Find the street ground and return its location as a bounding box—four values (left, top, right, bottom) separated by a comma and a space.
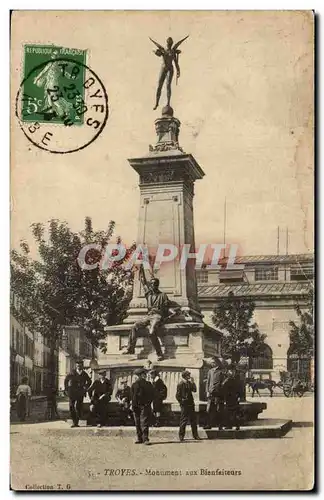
10, 395, 314, 491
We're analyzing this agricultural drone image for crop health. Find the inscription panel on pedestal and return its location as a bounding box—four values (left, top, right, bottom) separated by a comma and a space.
139, 192, 183, 296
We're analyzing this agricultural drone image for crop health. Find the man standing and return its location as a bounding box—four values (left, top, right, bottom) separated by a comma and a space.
88, 370, 113, 428
123, 266, 176, 361
150, 369, 167, 427
204, 356, 225, 430
64, 360, 91, 428
222, 365, 241, 431
131, 368, 155, 445
176, 370, 201, 442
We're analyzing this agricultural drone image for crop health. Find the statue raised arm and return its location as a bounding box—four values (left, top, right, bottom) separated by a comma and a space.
149, 35, 189, 111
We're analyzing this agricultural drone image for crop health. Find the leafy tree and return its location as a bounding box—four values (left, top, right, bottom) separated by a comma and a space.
289, 288, 314, 358
11, 217, 134, 412
212, 291, 266, 364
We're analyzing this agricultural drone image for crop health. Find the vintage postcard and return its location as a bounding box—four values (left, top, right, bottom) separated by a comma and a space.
10, 10, 314, 491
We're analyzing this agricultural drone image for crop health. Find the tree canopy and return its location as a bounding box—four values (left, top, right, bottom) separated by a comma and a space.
10, 217, 135, 351
289, 288, 314, 358
212, 291, 266, 363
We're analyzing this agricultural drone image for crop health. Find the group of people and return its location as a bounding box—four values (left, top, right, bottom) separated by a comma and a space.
204, 356, 242, 431
14, 355, 242, 442
63, 356, 242, 443
63, 361, 169, 440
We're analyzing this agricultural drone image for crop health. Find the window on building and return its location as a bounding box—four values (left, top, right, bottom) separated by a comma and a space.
16, 329, 20, 354
20, 331, 24, 355
219, 269, 245, 283
249, 344, 273, 370
287, 346, 312, 382
272, 321, 290, 331
290, 264, 314, 281
255, 266, 278, 281
196, 270, 208, 284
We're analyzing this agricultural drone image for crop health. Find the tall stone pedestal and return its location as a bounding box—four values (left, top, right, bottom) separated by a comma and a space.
96, 106, 223, 406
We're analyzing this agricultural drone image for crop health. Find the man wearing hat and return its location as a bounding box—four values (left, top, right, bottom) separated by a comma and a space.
204, 356, 225, 430
131, 368, 155, 444
150, 369, 168, 427
222, 364, 242, 430
88, 370, 113, 428
176, 370, 201, 441
64, 360, 92, 428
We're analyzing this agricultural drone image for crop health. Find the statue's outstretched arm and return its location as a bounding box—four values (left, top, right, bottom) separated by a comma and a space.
139, 264, 149, 292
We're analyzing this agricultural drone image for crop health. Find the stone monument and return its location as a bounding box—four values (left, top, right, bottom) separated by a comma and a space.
97, 36, 223, 409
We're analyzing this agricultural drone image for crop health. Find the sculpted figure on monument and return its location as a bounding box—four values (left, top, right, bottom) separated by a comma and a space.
150, 35, 189, 110
123, 266, 177, 361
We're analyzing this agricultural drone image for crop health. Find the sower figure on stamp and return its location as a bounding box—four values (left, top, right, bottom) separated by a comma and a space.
64, 360, 91, 428
131, 368, 155, 445
88, 370, 113, 428
149, 35, 189, 110
176, 370, 201, 442
204, 356, 225, 430
123, 265, 176, 361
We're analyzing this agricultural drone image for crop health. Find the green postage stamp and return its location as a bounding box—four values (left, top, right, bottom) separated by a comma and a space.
22, 45, 87, 125
17, 43, 108, 154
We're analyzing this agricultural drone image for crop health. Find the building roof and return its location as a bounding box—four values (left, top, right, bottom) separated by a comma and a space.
220, 254, 314, 266
198, 282, 312, 298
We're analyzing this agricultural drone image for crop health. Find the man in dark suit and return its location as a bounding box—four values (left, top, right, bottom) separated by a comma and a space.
223, 365, 241, 430
204, 356, 225, 430
176, 370, 201, 442
88, 370, 113, 427
64, 360, 92, 428
150, 369, 167, 427
131, 368, 155, 445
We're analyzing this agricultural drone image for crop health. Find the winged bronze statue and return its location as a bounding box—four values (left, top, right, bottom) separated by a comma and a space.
149, 36, 189, 110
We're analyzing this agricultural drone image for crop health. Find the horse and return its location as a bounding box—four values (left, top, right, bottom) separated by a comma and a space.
246, 378, 277, 398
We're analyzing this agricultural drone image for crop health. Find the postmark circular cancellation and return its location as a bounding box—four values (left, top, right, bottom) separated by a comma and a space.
15, 45, 109, 154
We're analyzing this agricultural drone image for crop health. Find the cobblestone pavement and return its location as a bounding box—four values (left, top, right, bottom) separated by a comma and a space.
10, 396, 314, 491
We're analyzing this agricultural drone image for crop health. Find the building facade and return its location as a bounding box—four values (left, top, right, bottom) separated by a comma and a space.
58, 325, 95, 392
10, 294, 34, 394
11, 291, 98, 395
33, 331, 56, 395
197, 253, 314, 382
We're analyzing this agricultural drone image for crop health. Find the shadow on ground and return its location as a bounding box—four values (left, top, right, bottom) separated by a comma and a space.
292, 421, 314, 428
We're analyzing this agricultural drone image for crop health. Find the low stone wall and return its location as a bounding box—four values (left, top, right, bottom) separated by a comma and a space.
60, 400, 266, 427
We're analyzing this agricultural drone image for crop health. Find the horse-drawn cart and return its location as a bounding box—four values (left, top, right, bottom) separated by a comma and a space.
282, 379, 309, 398
279, 371, 310, 398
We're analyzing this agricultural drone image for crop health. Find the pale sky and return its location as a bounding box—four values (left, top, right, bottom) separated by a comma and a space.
11, 10, 314, 256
